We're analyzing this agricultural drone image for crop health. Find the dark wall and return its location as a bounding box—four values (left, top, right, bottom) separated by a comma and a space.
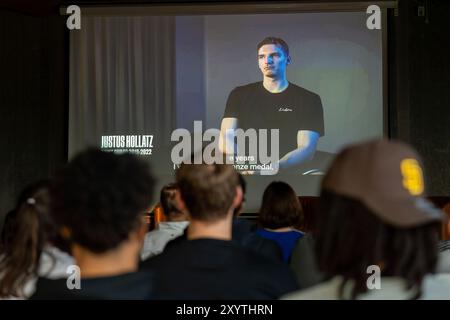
408, 1, 450, 196
0, 11, 67, 223
389, 0, 450, 196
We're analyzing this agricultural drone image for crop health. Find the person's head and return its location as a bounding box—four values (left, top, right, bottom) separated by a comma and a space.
160, 183, 188, 221
175, 163, 242, 223
258, 181, 303, 230
233, 173, 247, 217
257, 37, 290, 79
0, 180, 55, 298
50, 149, 155, 258
315, 139, 443, 299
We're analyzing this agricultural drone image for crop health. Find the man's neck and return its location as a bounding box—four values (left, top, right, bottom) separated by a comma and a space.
72, 241, 140, 278
187, 214, 233, 241
263, 77, 289, 93
167, 213, 189, 222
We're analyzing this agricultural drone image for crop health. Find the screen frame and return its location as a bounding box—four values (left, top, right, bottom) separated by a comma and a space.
63, 1, 395, 213
60, 1, 397, 16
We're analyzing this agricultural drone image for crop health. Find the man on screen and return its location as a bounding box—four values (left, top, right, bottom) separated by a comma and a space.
219, 37, 324, 174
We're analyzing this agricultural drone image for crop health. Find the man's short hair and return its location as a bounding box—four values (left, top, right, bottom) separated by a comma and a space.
257, 37, 289, 57
176, 164, 239, 222
50, 148, 155, 253
160, 183, 182, 218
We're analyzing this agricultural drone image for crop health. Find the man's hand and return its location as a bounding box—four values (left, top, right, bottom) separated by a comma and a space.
278, 130, 319, 170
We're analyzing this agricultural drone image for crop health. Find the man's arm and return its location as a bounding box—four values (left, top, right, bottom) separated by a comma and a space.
219, 117, 238, 155
277, 130, 319, 170
219, 118, 255, 176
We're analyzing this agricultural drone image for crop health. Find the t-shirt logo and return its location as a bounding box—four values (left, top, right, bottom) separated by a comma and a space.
400, 158, 424, 195
278, 107, 293, 112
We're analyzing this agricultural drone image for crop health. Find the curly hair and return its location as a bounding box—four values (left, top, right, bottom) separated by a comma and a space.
315, 190, 440, 299
50, 149, 155, 253
258, 181, 303, 229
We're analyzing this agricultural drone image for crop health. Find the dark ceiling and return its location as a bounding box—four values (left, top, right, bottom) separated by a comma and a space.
0, 0, 398, 16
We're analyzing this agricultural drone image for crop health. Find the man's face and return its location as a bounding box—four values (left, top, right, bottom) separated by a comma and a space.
258, 44, 290, 78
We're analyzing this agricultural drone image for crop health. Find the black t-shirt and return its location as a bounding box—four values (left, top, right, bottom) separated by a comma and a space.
224, 82, 324, 160
31, 271, 155, 300
140, 238, 298, 300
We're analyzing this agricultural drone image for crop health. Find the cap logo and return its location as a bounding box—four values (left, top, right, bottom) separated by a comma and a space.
400, 158, 424, 195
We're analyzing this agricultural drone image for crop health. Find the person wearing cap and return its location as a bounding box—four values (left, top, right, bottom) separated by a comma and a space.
282, 139, 444, 299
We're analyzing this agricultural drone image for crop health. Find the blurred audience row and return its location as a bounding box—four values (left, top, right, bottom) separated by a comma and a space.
1, 139, 450, 299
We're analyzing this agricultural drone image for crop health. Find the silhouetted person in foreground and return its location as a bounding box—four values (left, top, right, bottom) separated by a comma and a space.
283, 140, 444, 300
32, 149, 156, 299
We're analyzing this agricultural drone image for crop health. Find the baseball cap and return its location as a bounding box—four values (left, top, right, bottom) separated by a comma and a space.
322, 139, 444, 227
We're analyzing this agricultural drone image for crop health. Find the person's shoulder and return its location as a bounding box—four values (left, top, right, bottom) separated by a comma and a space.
237, 246, 299, 293
435, 249, 450, 273
231, 82, 262, 94
421, 274, 450, 299
144, 229, 173, 243
438, 239, 450, 252
33, 272, 156, 300
288, 83, 321, 99
39, 246, 74, 279
291, 229, 305, 239
140, 245, 174, 269
31, 277, 73, 300
293, 232, 315, 248
140, 236, 192, 269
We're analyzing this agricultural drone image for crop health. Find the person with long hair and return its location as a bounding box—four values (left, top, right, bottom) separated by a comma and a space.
0, 180, 73, 299
257, 181, 304, 263
140, 183, 189, 260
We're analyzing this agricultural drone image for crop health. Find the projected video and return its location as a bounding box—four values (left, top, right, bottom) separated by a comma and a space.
68, 11, 384, 211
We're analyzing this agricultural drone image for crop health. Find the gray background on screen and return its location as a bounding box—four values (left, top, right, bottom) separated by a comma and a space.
203, 12, 383, 154
175, 12, 383, 211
